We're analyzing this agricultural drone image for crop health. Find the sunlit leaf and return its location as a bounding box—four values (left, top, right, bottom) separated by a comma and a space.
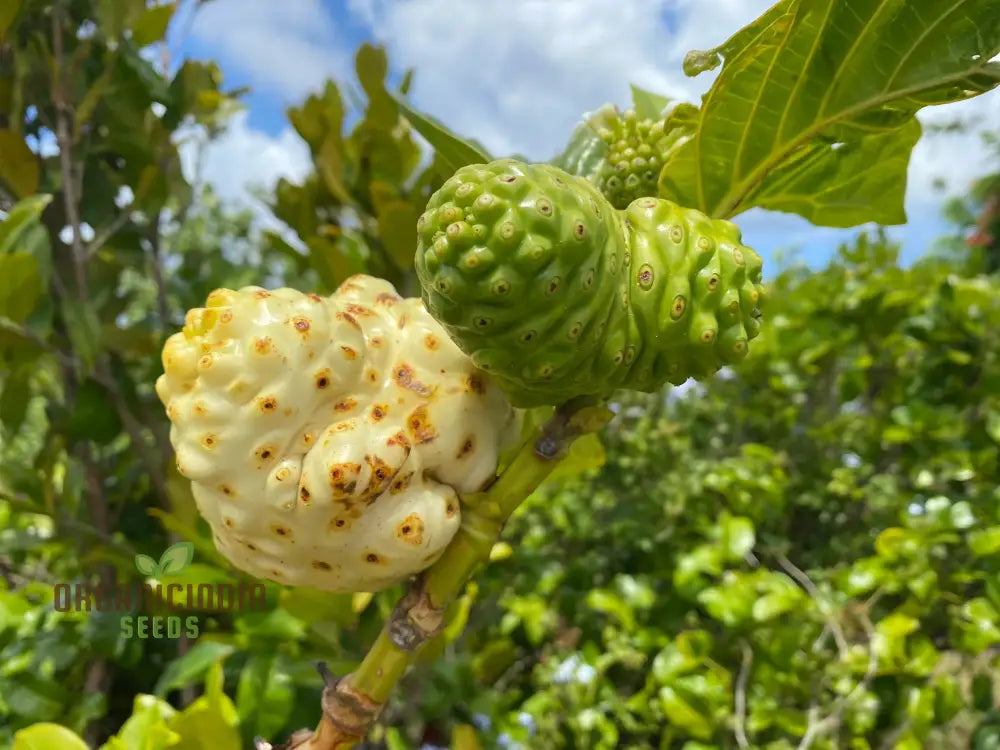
661, 0, 1000, 225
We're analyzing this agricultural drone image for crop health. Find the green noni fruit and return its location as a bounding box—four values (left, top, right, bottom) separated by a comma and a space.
596, 109, 670, 209
414, 159, 764, 408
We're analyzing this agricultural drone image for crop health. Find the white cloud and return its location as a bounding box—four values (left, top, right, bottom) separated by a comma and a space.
185, 0, 353, 105
176, 110, 312, 248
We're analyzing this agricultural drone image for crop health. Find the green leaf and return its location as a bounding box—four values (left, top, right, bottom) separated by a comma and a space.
159, 541, 195, 575
376, 200, 419, 270
987, 409, 1000, 444
134, 554, 159, 577
13, 723, 89, 750
720, 515, 756, 560
99, 695, 180, 750
59, 298, 102, 372
549, 103, 619, 178
97, 0, 145, 41
395, 96, 491, 173
131, 3, 176, 47
0, 253, 41, 323
235, 653, 295, 740
752, 591, 797, 621
0, 0, 21, 39
659, 0, 1000, 225
169, 696, 240, 749
970, 527, 1000, 557
659, 686, 713, 740
153, 642, 236, 698
0, 194, 51, 255
630, 84, 671, 120
0, 130, 39, 198
355, 43, 397, 128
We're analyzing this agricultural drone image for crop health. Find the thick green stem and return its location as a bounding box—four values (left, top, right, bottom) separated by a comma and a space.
274, 397, 611, 750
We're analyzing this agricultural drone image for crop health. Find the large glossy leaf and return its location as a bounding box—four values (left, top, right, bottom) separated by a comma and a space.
395, 97, 491, 173
659, 0, 1000, 226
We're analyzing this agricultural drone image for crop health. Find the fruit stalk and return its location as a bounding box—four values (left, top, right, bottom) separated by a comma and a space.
276, 397, 611, 750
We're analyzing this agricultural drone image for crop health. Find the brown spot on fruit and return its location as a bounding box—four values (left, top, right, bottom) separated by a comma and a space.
302, 432, 314, 447
220, 310, 233, 323
376, 292, 401, 305
700, 329, 716, 344
671, 296, 687, 319
424, 333, 440, 350
366, 454, 397, 495
256, 445, 276, 462
365, 552, 383, 564
466, 374, 485, 394
312, 560, 332, 571
341, 345, 358, 360
407, 406, 438, 444
334, 420, 356, 432
345, 303, 375, 317
309, 293, 323, 303
334, 397, 357, 412
707, 274, 720, 291
370, 336, 385, 348
457, 436, 475, 458
445, 501, 457, 518
337, 312, 360, 330
223, 517, 234, 528
270, 524, 293, 540
254, 337, 273, 355
245, 541, 257, 551
366, 368, 379, 383
397, 513, 425, 545
220, 484, 234, 497
330, 463, 362, 495
387, 431, 410, 449
202, 434, 217, 449
371, 404, 388, 421
253, 290, 271, 299
390, 471, 413, 494
198, 354, 213, 369
329, 517, 349, 531
292, 316, 311, 333
193, 401, 208, 417
300, 486, 311, 504
315, 369, 331, 389
393, 363, 434, 396
275, 467, 292, 482
257, 395, 278, 413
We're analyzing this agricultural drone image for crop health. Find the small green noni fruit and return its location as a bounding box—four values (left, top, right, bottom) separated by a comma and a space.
596, 109, 670, 209
414, 159, 764, 408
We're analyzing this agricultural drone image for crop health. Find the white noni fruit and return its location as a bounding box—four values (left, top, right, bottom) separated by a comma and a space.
155, 275, 521, 593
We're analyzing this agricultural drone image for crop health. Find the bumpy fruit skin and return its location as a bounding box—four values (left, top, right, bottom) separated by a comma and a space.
414, 159, 765, 408
596, 109, 670, 209
155, 276, 520, 593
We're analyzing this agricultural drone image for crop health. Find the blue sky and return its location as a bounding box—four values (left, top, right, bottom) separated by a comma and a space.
164, 0, 1000, 274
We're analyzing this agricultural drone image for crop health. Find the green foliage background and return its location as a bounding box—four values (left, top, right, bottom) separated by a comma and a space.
1, 1, 999, 749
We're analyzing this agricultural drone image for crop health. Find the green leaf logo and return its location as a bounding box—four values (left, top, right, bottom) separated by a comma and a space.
158, 542, 194, 576
134, 542, 194, 578
134, 554, 160, 577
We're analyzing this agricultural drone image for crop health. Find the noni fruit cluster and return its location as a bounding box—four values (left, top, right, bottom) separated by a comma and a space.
414, 159, 765, 408
595, 109, 671, 209
156, 276, 520, 593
